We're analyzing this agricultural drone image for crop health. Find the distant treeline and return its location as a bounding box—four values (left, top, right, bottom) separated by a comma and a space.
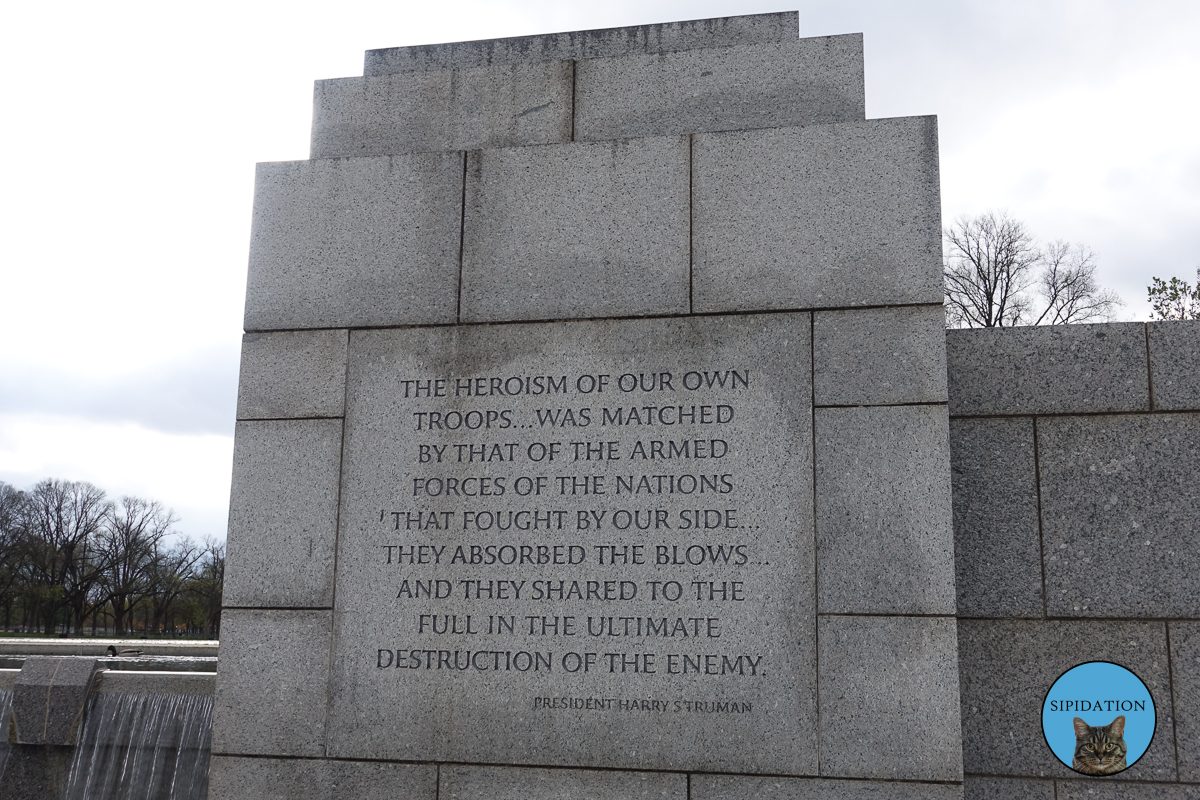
0, 479, 223, 638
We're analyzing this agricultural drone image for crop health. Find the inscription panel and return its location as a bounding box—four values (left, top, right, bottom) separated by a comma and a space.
328, 314, 816, 774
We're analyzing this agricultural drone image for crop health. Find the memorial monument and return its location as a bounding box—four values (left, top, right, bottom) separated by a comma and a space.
209, 10, 1200, 800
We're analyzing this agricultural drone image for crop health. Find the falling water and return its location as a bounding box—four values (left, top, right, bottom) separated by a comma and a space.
63, 692, 212, 800
0, 689, 12, 780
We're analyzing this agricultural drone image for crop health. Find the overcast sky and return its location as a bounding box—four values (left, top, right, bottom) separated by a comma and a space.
1, 0, 1197, 542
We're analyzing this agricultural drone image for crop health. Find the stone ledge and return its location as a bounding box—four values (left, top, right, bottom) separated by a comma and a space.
92, 670, 216, 695
441, 765, 685, 800
696, 774, 964, 799
208, 756, 436, 800
364, 12, 798, 74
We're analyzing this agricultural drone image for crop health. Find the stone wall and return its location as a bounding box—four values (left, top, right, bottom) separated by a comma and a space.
211, 9, 1200, 798
948, 320, 1200, 799
212, 11, 963, 799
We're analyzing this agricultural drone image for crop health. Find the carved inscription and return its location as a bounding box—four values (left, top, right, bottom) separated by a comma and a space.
329, 317, 815, 772
373, 368, 772, 690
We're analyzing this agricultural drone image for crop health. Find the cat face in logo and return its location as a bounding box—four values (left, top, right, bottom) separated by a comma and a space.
1072, 715, 1128, 775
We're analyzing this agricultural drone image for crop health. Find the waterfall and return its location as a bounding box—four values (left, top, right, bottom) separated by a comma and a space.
0, 689, 12, 780
63, 692, 213, 800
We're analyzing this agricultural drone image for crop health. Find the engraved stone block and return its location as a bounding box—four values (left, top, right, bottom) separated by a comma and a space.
325, 313, 816, 774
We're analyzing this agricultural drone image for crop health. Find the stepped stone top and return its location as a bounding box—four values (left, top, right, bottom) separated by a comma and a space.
364, 10, 798, 75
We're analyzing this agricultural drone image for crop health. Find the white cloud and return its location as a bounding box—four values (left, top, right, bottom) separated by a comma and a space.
0, 413, 233, 542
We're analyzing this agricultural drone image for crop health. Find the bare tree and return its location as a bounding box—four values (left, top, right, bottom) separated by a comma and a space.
0, 483, 26, 628
0, 477, 225, 638
97, 496, 177, 635
944, 212, 1122, 327
944, 212, 1040, 327
1032, 241, 1123, 325
188, 536, 225, 637
20, 479, 111, 634
146, 537, 202, 634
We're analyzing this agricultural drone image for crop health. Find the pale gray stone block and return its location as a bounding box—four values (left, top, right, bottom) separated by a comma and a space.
1056, 783, 1200, 800
575, 36, 864, 142
693, 117, 943, 313
440, 765, 685, 800
1038, 413, 1200, 617
950, 418, 1043, 618
312, 61, 572, 158
963, 777, 1053, 800
694, 774, 964, 799
365, 11, 799, 74
327, 313, 817, 774
1170, 622, 1200, 782
815, 405, 955, 614
245, 154, 463, 331
11, 657, 100, 745
813, 305, 948, 406
818, 616, 962, 781
236, 329, 348, 420
225, 419, 342, 608
1149, 320, 1200, 411
947, 324, 1149, 416
93, 671, 215, 695
211, 609, 332, 757
207, 756, 437, 800
460, 137, 689, 322
958, 619, 1175, 780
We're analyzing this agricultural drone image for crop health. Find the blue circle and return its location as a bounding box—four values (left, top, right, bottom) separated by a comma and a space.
1042, 661, 1155, 775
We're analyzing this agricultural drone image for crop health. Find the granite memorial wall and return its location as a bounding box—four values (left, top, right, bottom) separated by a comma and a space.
949, 321, 1200, 799
209, 10, 1200, 799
